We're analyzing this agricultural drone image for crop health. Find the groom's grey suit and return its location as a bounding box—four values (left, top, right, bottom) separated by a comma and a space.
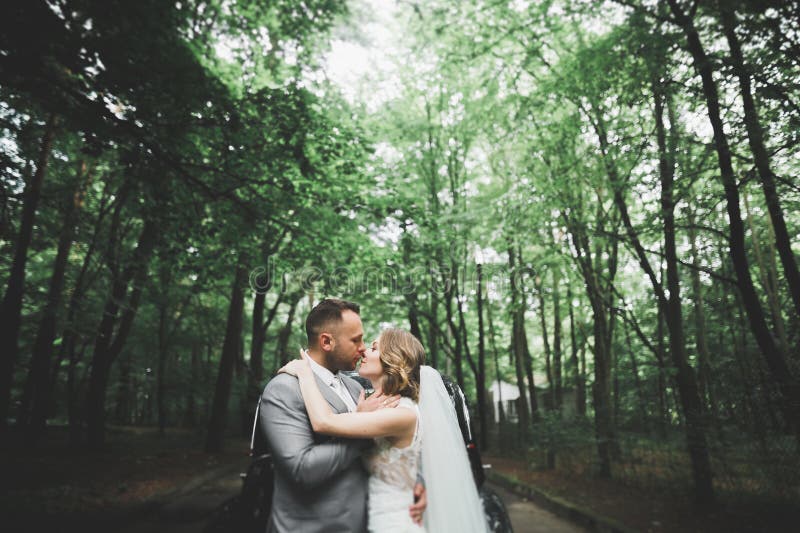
260, 371, 370, 533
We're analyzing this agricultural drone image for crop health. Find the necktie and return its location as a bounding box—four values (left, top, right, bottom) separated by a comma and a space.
332, 374, 355, 412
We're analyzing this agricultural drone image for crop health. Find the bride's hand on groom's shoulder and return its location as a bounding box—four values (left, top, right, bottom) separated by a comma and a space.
356, 390, 401, 413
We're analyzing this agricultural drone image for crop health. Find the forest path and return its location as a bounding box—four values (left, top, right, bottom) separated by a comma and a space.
113, 463, 582, 533
487, 481, 588, 533
115, 460, 246, 533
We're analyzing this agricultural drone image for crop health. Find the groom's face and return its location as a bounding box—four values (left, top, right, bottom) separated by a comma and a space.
327, 310, 366, 372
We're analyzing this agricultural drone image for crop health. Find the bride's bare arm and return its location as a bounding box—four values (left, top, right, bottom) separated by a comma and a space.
281, 355, 416, 440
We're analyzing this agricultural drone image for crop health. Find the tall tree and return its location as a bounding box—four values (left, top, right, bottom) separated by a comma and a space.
22, 159, 92, 444
666, 0, 800, 439
476, 261, 488, 450
552, 265, 564, 411
718, 0, 800, 323
205, 258, 248, 453
0, 114, 57, 438
86, 217, 159, 449
508, 242, 532, 434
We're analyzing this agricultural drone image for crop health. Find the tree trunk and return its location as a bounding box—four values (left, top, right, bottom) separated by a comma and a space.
520, 322, 538, 422
743, 194, 788, 350
589, 295, 614, 478
654, 69, 715, 504
48, 178, 110, 430
487, 294, 505, 424
516, 248, 539, 423
114, 353, 133, 425
719, 1, 800, 322
407, 300, 423, 342
185, 343, 200, 427
157, 295, 169, 437
205, 259, 248, 453
667, 0, 800, 440
275, 293, 301, 369
427, 293, 439, 369
0, 113, 57, 437
251, 289, 283, 399
67, 337, 90, 447
507, 245, 531, 435
552, 268, 563, 411
563, 218, 615, 476
612, 346, 621, 434
401, 223, 423, 342
444, 272, 464, 391
624, 325, 648, 431
568, 286, 586, 416
578, 333, 587, 417
250, 290, 266, 390
537, 282, 554, 409
86, 220, 158, 449
21, 160, 92, 444
476, 262, 488, 451
764, 208, 798, 356
687, 209, 715, 414
656, 300, 668, 434
249, 290, 270, 403
455, 273, 478, 384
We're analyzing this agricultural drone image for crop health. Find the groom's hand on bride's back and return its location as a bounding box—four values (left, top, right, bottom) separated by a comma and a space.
356, 390, 401, 413
410, 483, 427, 525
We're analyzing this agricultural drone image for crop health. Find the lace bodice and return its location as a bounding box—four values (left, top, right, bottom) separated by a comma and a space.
364, 397, 422, 492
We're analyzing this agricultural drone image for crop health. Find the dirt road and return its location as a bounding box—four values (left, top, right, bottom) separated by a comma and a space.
487, 481, 588, 533
110, 466, 586, 533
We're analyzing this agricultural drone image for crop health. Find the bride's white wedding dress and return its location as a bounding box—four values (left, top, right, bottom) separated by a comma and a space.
364, 397, 425, 533
362, 367, 488, 533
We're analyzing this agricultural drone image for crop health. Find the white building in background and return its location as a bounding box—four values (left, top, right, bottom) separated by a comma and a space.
488, 376, 576, 422
488, 380, 521, 422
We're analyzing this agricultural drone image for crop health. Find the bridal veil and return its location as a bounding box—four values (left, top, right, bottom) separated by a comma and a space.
419, 365, 489, 532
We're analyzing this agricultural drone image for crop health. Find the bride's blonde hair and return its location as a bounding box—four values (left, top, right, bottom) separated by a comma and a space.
378, 329, 425, 401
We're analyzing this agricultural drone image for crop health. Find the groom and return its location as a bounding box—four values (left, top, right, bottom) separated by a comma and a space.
259, 298, 426, 532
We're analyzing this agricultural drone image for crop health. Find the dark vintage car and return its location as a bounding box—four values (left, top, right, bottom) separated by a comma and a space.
204, 370, 513, 532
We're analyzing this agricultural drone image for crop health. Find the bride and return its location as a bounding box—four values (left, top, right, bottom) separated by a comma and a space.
280, 328, 488, 533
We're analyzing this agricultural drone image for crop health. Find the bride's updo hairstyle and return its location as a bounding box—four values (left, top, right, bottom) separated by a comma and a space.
378, 329, 425, 401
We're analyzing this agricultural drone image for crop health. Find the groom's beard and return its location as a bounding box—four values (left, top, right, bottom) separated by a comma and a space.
329, 345, 358, 372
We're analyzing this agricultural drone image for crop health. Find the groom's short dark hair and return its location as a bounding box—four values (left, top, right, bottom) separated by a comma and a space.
306, 298, 360, 344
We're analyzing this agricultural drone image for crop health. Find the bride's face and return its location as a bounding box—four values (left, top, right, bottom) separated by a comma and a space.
357, 338, 383, 381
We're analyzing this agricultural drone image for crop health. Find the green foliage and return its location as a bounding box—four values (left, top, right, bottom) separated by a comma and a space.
2, 0, 799, 505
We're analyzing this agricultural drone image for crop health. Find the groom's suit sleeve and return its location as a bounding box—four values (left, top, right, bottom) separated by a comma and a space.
260, 374, 368, 491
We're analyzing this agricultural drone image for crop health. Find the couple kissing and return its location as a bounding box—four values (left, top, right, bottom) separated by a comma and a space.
259, 298, 488, 532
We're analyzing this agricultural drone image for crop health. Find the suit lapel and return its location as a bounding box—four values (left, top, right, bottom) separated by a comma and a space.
313, 373, 348, 414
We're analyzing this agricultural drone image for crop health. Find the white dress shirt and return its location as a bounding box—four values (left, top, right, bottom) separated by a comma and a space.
307, 354, 357, 413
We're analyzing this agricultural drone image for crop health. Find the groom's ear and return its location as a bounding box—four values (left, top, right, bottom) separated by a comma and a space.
319, 332, 334, 352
